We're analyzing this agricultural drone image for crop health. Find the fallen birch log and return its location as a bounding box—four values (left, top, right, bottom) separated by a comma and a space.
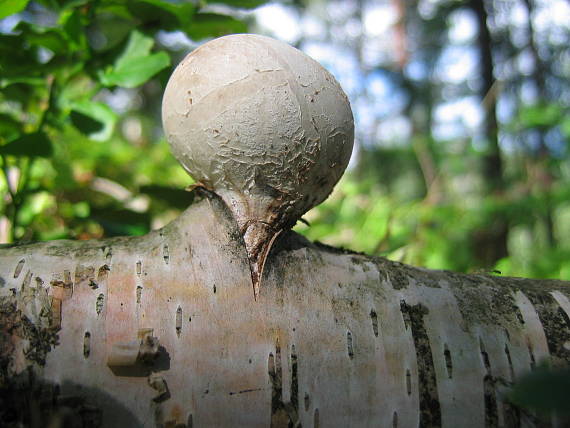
1, 192, 569, 427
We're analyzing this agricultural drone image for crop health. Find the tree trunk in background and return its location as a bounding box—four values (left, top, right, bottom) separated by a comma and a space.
469, 0, 503, 193
522, 0, 557, 249
391, 0, 409, 69
403, 1, 446, 206
1, 193, 569, 427
469, 0, 509, 268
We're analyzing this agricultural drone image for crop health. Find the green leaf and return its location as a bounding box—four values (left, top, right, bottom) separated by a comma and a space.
57, 74, 97, 107
61, 0, 90, 9
207, 0, 269, 10
88, 12, 135, 52
0, 33, 44, 79
0, 132, 53, 158
0, 77, 45, 89
0, 114, 22, 142
116, 30, 154, 66
508, 366, 570, 416
59, 8, 87, 52
0, 0, 29, 19
15, 21, 67, 53
519, 103, 563, 128
97, 30, 170, 88
127, 0, 195, 31
185, 13, 248, 40
70, 100, 117, 141
70, 111, 104, 135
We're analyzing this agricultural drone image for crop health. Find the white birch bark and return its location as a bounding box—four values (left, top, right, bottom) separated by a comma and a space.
1, 193, 569, 427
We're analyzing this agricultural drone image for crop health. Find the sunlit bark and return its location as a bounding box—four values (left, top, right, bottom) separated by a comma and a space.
1, 193, 569, 427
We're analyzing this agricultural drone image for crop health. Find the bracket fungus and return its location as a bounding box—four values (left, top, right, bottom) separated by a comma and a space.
162, 34, 354, 299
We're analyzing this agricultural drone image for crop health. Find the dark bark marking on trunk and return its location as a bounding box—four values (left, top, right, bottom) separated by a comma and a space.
229, 388, 263, 396
443, 344, 452, 379
13, 259, 25, 278
268, 341, 284, 426
136, 286, 142, 304
313, 408, 319, 428
479, 338, 491, 371
96, 293, 104, 316
400, 300, 411, 330
479, 338, 498, 427
346, 331, 354, 359
103, 246, 112, 264
370, 309, 379, 337
524, 291, 570, 366
527, 342, 536, 370
504, 344, 514, 381
97, 265, 109, 283
163, 244, 170, 265
176, 306, 182, 337
390, 266, 410, 290
483, 374, 498, 427
400, 301, 441, 427
83, 332, 91, 358
290, 345, 299, 412
269, 339, 300, 427
268, 352, 275, 378
392, 411, 398, 428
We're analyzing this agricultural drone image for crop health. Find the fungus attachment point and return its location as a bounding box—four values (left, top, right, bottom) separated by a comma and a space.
162, 34, 354, 299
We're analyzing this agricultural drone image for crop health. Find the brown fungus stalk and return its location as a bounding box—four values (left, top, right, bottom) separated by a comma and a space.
162, 34, 354, 299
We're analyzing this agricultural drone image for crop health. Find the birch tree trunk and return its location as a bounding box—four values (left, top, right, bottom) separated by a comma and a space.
1, 192, 569, 428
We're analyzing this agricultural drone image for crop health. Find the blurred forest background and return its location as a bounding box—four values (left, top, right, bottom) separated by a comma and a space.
0, 0, 569, 279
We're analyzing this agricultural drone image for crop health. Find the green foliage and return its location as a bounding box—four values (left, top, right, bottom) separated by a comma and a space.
0, 0, 261, 243
0, 132, 53, 157
184, 13, 247, 40
518, 103, 565, 129
0, 0, 30, 20
295, 135, 570, 279
98, 30, 170, 88
508, 365, 570, 419
211, 0, 268, 9
68, 100, 116, 140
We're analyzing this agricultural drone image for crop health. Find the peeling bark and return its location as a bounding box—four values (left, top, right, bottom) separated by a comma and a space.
0, 193, 569, 427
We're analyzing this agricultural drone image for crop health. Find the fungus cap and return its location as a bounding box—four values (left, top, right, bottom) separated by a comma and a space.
162, 34, 354, 229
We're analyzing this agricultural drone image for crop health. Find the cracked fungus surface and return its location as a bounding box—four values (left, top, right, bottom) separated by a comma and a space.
162, 34, 354, 218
